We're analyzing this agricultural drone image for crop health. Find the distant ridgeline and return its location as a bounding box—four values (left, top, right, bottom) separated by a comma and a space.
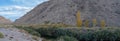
0, 16, 11, 24
14, 0, 120, 27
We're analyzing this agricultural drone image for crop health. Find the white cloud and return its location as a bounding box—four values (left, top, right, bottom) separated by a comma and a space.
0, 12, 16, 15
0, 5, 33, 21
0, 5, 32, 12
11, 0, 49, 7
0, 0, 48, 21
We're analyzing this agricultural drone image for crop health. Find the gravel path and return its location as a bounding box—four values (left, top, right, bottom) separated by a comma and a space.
0, 27, 42, 41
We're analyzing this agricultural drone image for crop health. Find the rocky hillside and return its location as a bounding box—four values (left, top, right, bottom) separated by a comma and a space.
15, 0, 120, 27
0, 16, 11, 24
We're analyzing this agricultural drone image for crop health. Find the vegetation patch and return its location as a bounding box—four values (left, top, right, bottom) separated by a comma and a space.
14, 26, 40, 37
0, 32, 4, 38
14, 25, 120, 41
56, 36, 78, 41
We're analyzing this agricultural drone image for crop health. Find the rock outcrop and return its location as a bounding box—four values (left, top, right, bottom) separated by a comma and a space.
15, 0, 120, 27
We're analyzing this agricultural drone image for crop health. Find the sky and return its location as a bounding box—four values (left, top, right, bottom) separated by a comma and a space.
0, 0, 48, 21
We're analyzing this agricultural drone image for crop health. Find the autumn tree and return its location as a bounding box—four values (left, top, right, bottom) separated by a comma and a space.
92, 18, 97, 27
76, 11, 82, 27
100, 20, 106, 28
84, 20, 89, 27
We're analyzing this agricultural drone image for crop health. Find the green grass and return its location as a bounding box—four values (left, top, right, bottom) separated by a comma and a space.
0, 32, 4, 38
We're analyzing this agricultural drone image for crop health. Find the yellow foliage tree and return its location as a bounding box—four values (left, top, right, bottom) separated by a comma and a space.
100, 20, 105, 28
92, 18, 97, 27
76, 11, 82, 27
84, 20, 89, 27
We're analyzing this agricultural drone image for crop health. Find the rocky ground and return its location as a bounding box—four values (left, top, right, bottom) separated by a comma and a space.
0, 27, 42, 41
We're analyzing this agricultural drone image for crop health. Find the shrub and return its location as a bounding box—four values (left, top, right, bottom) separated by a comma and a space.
15, 26, 120, 41
23, 27, 40, 37
15, 26, 40, 37
36, 27, 61, 38
77, 31, 94, 41
111, 28, 120, 41
53, 28, 79, 38
57, 36, 78, 41
0, 32, 4, 38
36, 27, 120, 41
36, 27, 78, 38
93, 29, 117, 41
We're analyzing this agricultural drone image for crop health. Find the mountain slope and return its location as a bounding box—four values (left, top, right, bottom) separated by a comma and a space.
0, 16, 11, 24
15, 0, 120, 27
